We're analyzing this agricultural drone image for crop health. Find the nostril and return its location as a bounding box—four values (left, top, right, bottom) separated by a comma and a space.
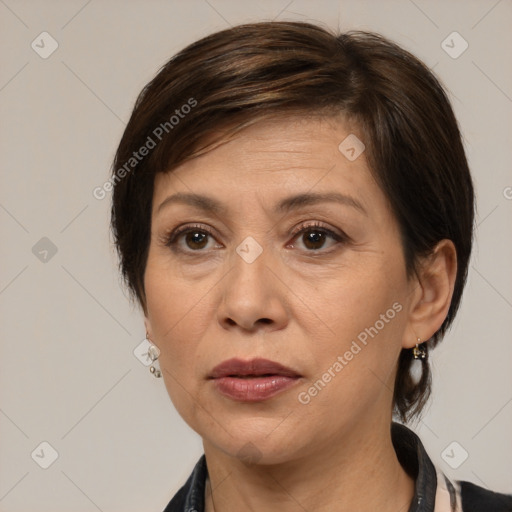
223, 317, 272, 328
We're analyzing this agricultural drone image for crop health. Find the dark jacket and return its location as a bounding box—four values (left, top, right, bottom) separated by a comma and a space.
163, 422, 512, 511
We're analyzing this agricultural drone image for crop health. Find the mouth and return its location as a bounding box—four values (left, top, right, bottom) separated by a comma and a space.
208, 358, 302, 402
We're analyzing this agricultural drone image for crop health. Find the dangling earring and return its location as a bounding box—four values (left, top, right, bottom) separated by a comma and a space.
412, 337, 427, 359
410, 337, 427, 384
146, 333, 162, 378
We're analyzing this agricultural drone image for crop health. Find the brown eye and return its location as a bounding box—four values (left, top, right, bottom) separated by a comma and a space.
164, 224, 219, 253
183, 230, 209, 250
289, 222, 347, 253
301, 229, 329, 250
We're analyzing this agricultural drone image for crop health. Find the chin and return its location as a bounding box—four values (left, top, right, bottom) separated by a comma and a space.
200, 416, 312, 466
222, 439, 301, 466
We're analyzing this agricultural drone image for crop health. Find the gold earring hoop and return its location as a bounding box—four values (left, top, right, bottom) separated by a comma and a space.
412, 337, 427, 360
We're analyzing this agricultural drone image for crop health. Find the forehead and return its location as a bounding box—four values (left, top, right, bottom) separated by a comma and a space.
152, 116, 384, 217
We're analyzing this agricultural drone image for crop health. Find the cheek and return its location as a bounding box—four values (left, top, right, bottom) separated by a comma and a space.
298, 307, 405, 422
144, 260, 200, 375
145, 279, 208, 430
300, 259, 408, 399
144, 250, 211, 338
144, 254, 221, 413
311, 258, 405, 340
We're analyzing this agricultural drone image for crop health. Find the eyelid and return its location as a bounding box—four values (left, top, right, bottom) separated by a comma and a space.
289, 220, 347, 241
160, 223, 217, 249
287, 221, 349, 253
166, 223, 212, 242
161, 220, 349, 253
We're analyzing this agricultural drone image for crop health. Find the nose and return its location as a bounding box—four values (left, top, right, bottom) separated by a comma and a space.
217, 240, 289, 333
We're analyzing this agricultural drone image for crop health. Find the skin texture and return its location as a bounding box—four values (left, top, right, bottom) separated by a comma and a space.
143, 116, 457, 511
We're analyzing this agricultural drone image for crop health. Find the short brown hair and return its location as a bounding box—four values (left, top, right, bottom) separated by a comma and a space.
110, 21, 475, 422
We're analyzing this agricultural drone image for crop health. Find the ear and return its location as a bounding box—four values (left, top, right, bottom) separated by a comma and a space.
402, 239, 457, 349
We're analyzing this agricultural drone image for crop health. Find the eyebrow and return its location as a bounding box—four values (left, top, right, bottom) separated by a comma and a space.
157, 191, 367, 216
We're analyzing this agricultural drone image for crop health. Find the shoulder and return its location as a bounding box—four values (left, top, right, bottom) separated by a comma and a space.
458, 480, 512, 512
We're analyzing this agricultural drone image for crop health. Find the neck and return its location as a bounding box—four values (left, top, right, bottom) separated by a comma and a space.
203, 420, 415, 512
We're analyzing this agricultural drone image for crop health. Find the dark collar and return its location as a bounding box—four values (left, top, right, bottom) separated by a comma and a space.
164, 422, 439, 512
391, 422, 438, 511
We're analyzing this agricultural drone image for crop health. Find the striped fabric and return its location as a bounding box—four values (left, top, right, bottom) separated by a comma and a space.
434, 469, 462, 511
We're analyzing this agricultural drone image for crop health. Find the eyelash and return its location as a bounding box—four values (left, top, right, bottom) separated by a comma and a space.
161, 221, 349, 255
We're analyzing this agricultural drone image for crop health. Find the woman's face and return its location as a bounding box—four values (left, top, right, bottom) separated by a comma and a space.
144, 116, 419, 464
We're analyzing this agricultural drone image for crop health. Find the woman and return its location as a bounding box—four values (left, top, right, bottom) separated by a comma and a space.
110, 21, 512, 511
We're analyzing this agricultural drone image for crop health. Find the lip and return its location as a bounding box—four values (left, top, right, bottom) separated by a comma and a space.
208, 358, 301, 402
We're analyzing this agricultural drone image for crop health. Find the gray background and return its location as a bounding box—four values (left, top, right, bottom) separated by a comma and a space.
0, 0, 511, 510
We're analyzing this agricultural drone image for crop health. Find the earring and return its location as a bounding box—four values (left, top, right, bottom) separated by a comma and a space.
412, 337, 427, 360
146, 333, 162, 378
